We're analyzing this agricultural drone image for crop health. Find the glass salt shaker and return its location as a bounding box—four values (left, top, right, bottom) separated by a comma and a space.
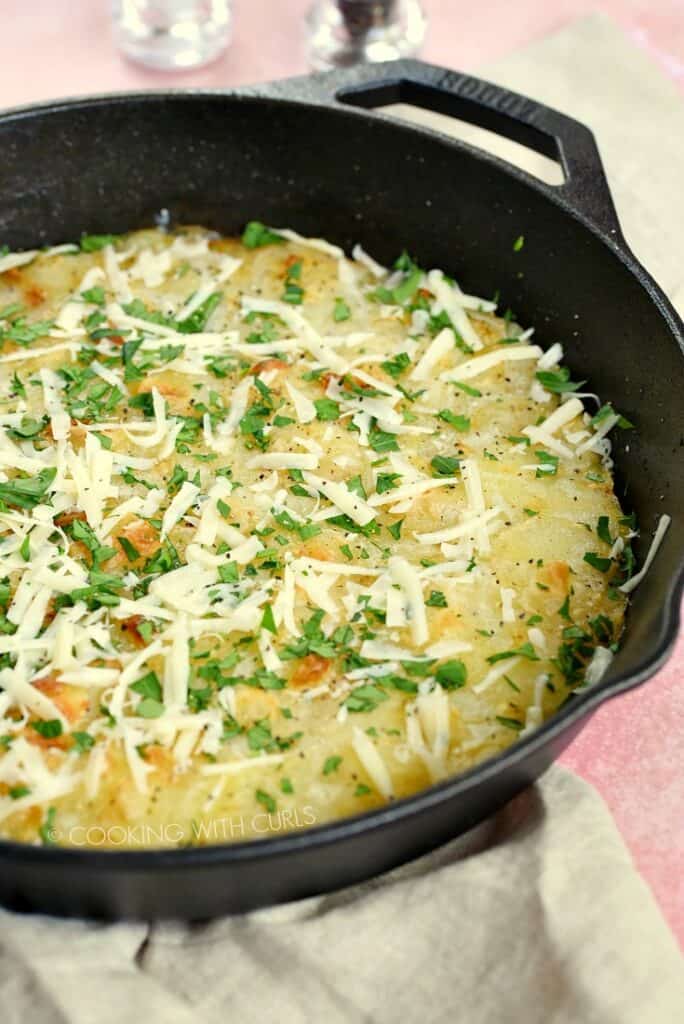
111, 1, 232, 71
305, 0, 426, 71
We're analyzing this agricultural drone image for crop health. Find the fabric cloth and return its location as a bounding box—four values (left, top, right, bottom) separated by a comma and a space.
2, 767, 683, 1023
2, 15, 683, 1023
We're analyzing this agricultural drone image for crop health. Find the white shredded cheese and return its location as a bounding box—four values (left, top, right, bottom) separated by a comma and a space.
500, 587, 516, 623
285, 381, 317, 424
415, 507, 502, 546
161, 481, 200, 538
271, 227, 344, 259
410, 327, 456, 380
583, 646, 614, 687
442, 344, 543, 382
352, 726, 394, 798
0, 250, 38, 273
619, 515, 672, 594
472, 657, 521, 695
241, 297, 347, 372
352, 244, 386, 278
302, 471, 376, 526
389, 556, 428, 646
426, 269, 488, 351
248, 452, 319, 472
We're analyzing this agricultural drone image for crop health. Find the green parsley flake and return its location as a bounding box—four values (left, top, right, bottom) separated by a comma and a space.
333, 297, 351, 322
535, 451, 559, 478
80, 233, 118, 252
31, 719, 62, 739
260, 604, 277, 635
344, 684, 389, 713
381, 352, 411, 378
487, 642, 539, 664
242, 222, 284, 248
437, 410, 470, 431
435, 660, 467, 689
430, 455, 460, 477
256, 789, 277, 813
535, 368, 585, 394
496, 715, 524, 730
314, 398, 340, 421
583, 552, 613, 573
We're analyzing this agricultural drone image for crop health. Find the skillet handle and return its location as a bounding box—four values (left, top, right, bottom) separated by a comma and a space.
252, 60, 625, 246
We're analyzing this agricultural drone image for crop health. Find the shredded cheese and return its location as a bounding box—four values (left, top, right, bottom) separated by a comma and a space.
442, 344, 543, 382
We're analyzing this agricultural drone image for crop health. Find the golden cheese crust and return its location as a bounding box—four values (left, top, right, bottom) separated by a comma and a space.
0, 225, 631, 848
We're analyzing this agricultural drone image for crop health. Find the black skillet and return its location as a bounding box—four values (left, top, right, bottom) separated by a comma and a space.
0, 60, 681, 919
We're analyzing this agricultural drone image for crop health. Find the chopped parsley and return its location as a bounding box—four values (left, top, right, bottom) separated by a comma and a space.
31, 719, 63, 739
496, 715, 523, 730
333, 297, 351, 322
343, 684, 389, 713
430, 455, 460, 477
80, 233, 118, 252
282, 260, 304, 305
81, 285, 106, 305
536, 367, 585, 393
376, 472, 401, 494
387, 519, 404, 541
9, 785, 30, 799
177, 292, 222, 334
381, 352, 411, 378
323, 755, 342, 775
368, 426, 399, 453
591, 403, 634, 430
373, 254, 422, 306
437, 410, 470, 431
487, 642, 539, 664
583, 552, 613, 573
242, 221, 284, 248
281, 609, 338, 661
0, 467, 56, 510
314, 397, 340, 421
597, 516, 613, 546
71, 731, 95, 754
435, 660, 467, 689
453, 381, 482, 397
260, 604, 277, 635
535, 450, 559, 477
255, 789, 277, 813
39, 807, 58, 846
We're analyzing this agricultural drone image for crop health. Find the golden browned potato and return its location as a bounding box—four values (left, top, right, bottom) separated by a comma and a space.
0, 225, 633, 848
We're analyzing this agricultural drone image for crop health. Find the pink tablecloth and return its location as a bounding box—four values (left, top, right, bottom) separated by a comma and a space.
0, 1, 681, 104
0, 0, 681, 945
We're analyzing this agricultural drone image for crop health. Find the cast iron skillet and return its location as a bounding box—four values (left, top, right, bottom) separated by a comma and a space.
0, 60, 681, 919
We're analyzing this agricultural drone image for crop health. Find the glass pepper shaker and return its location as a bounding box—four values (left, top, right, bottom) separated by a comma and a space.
111, 0, 233, 71
305, 0, 427, 71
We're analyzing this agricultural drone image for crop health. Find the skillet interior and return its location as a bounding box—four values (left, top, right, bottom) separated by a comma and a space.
0, 87, 680, 918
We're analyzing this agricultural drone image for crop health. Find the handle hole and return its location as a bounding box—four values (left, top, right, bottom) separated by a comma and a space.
337, 80, 565, 187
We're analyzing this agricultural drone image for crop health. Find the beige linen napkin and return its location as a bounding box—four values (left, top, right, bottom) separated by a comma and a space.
1, 15, 683, 1024
474, 12, 684, 316
2, 767, 683, 1024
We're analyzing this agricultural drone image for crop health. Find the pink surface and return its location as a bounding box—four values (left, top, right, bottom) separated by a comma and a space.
561, 617, 684, 945
0, 1, 681, 105
0, 0, 682, 945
